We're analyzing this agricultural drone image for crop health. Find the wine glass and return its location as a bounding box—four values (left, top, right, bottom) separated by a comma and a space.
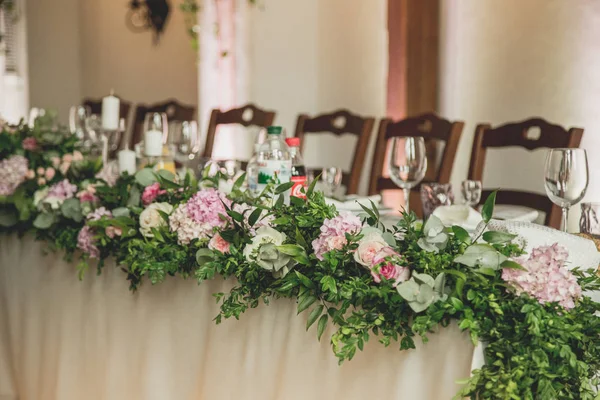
462, 180, 482, 207
144, 112, 169, 143
28, 107, 46, 128
84, 115, 102, 155
321, 167, 343, 198
544, 148, 589, 232
388, 137, 427, 213
169, 120, 199, 166
69, 105, 91, 139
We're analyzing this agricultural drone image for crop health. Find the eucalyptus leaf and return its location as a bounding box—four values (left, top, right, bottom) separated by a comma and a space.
156, 169, 176, 181
424, 215, 445, 237
135, 168, 157, 187
33, 213, 56, 229
382, 231, 396, 246
482, 231, 517, 244
127, 185, 141, 207
60, 198, 82, 222
112, 207, 131, 218
454, 244, 507, 270
196, 248, 214, 265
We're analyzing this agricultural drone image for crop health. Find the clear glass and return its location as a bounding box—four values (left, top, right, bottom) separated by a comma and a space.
108, 118, 126, 153
144, 112, 169, 143
420, 183, 454, 218
580, 202, 600, 236
69, 105, 91, 139
387, 136, 427, 213
321, 167, 343, 198
84, 115, 102, 155
169, 120, 199, 166
28, 107, 46, 128
544, 148, 589, 232
218, 160, 241, 182
461, 180, 482, 207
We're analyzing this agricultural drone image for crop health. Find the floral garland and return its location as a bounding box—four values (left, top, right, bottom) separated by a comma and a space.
1, 119, 600, 399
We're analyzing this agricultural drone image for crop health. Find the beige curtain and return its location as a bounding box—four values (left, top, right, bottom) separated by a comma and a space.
0, 235, 475, 400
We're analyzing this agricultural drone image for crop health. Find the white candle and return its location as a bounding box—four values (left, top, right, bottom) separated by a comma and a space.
144, 130, 163, 157
118, 149, 137, 175
102, 90, 120, 131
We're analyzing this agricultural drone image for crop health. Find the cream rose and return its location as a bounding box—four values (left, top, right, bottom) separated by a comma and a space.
139, 202, 174, 237
354, 231, 388, 267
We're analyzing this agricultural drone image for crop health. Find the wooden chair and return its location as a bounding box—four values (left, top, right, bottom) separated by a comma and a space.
468, 118, 584, 229
132, 99, 197, 148
294, 109, 375, 195
369, 113, 464, 217
202, 103, 276, 161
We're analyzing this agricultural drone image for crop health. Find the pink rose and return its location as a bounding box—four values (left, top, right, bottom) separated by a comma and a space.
208, 233, 231, 254
105, 226, 122, 239
26, 169, 35, 179
36, 167, 45, 175
45, 168, 55, 180
72, 151, 84, 162
354, 231, 388, 266
22, 137, 38, 151
142, 183, 167, 206
77, 189, 98, 203
62, 154, 73, 163
325, 235, 347, 251
370, 247, 410, 287
51, 157, 61, 168
37, 177, 46, 185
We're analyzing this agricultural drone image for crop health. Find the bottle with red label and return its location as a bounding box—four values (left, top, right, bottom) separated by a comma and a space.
285, 137, 308, 199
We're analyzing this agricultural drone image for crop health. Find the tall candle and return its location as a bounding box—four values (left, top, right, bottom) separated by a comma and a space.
102, 90, 120, 131
145, 130, 163, 157
118, 149, 137, 175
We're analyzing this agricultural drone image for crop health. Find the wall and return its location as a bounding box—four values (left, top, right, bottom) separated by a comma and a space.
26, 1, 198, 123
439, 0, 600, 229
248, 0, 388, 193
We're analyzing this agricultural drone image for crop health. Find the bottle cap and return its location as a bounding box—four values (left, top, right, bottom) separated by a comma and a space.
267, 126, 283, 135
285, 137, 300, 147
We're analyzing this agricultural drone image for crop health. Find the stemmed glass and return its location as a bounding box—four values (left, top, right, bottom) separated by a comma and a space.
388, 137, 427, 213
138, 112, 168, 158
321, 167, 343, 198
462, 180, 483, 207
28, 108, 46, 128
169, 121, 200, 167
84, 115, 102, 155
69, 105, 91, 139
544, 148, 589, 232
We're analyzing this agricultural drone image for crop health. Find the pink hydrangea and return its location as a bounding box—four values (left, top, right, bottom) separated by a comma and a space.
370, 247, 410, 287
0, 155, 28, 196
47, 179, 78, 201
77, 226, 100, 258
22, 137, 38, 151
142, 182, 167, 206
312, 212, 362, 260
87, 207, 112, 221
502, 243, 581, 309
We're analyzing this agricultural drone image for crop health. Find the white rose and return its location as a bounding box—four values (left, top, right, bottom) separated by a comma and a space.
243, 226, 287, 262
33, 187, 49, 208
139, 202, 174, 237
354, 230, 388, 267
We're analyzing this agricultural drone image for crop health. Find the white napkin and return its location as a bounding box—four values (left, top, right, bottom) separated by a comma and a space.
325, 194, 382, 212
432, 205, 483, 232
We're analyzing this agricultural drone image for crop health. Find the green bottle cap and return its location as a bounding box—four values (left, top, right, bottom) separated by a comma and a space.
267, 126, 283, 135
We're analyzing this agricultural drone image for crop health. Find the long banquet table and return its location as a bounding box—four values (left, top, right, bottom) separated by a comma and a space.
0, 235, 475, 400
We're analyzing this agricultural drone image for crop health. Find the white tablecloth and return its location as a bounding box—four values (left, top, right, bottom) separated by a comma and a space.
0, 235, 475, 400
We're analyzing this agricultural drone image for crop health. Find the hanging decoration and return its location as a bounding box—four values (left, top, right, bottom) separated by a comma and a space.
126, 0, 171, 45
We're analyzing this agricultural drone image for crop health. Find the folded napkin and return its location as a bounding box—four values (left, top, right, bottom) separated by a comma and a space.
432, 205, 483, 232
325, 194, 382, 212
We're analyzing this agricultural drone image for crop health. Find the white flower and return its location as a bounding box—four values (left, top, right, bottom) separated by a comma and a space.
243, 226, 295, 277
354, 229, 388, 267
139, 202, 173, 237
243, 226, 287, 261
33, 187, 49, 208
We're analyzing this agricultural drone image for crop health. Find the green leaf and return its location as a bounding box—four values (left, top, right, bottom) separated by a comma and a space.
382, 231, 396, 246
481, 191, 497, 223
297, 294, 317, 314
450, 297, 464, 311
248, 207, 263, 227
290, 196, 305, 207
295, 271, 315, 289
227, 210, 244, 222
156, 169, 176, 182
196, 248, 214, 265
306, 304, 324, 330
271, 216, 291, 225
112, 207, 130, 218
233, 173, 246, 190
275, 182, 294, 194
454, 244, 507, 270
500, 260, 526, 271
452, 225, 471, 244
295, 228, 308, 248
278, 244, 309, 265
275, 194, 284, 207
33, 213, 56, 229
317, 314, 328, 341
60, 198, 82, 222
306, 173, 321, 196
482, 231, 517, 244
320, 275, 337, 294
0, 208, 18, 227
135, 168, 157, 187
127, 185, 141, 207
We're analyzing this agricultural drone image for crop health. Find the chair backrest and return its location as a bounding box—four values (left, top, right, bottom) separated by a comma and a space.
294, 109, 375, 195
132, 99, 196, 148
468, 117, 584, 228
202, 103, 276, 159
368, 113, 464, 216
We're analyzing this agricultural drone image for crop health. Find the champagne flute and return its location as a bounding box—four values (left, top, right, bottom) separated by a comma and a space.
69, 105, 91, 139
321, 167, 343, 198
388, 137, 427, 213
544, 148, 589, 232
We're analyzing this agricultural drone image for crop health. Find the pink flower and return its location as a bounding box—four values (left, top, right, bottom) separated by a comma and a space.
77, 188, 98, 203
22, 137, 38, 151
142, 183, 166, 206
502, 243, 581, 309
45, 168, 55, 180
105, 226, 122, 239
208, 233, 231, 254
87, 207, 112, 221
51, 157, 61, 168
26, 169, 35, 179
36, 167, 45, 175
72, 151, 84, 162
62, 154, 73, 163
37, 177, 46, 186
0, 155, 29, 196
47, 179, 78, 201
370, 247, 410, 286
354, 231, 388, 266
77, 226, 100, 258
312, 212, 362, 260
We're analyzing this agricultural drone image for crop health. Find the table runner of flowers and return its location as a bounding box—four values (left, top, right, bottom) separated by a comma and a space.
1, 119, 600, 400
